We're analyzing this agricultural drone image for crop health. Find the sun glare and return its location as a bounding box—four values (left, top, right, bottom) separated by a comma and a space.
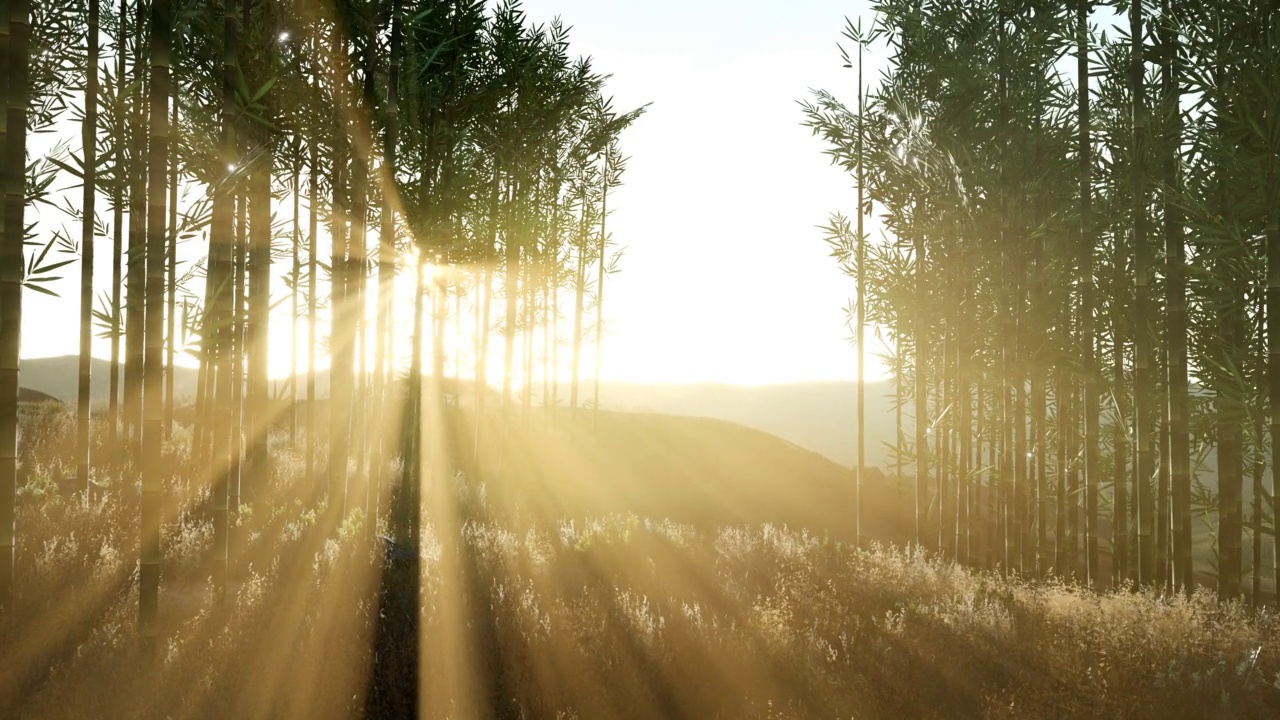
7, 2, 1278, 720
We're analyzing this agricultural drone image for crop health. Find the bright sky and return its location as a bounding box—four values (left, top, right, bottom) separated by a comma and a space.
22, 0, 889, 386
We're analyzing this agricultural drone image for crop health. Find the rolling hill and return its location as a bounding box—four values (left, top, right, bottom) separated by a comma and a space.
446, 405, 908, 546
18, 356, 200, 407
15, 355, 910, 544
595, 380, 896, 469
19, 356, 897, 468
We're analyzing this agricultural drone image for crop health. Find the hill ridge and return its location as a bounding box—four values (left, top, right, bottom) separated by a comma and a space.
18, 354, 896, 467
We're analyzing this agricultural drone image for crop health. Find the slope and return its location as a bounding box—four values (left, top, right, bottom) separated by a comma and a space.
456, 407, 907, 546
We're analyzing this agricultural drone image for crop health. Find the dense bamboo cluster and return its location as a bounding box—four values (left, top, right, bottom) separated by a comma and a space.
807, 0, 1280, 601
0, 0, 643, 642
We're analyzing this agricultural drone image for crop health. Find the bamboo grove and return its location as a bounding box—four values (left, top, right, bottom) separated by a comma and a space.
0, 0, 645, 650
805, 0, 1280, 601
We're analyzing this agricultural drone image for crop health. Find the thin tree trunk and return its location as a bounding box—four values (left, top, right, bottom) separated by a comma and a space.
569, 195, 586, 414
210, 0, 237, 602
230, 189, 246, 537
1054, 366, 1075, 573
503, 180, 519, 413
1068, 373, 1081, 578
124, 0, 147, 456
368, 0, 399, 530
290, 157, 300, 447
434, 264, 446, 427
914, 208, 929, 550
473, 173, 499, 465
242, 4, 273, 505
522, 262, 534, 423
940, 326, 952, 558
541, 261, 550, 415
1032, 325, 1047, 576
973, 371, 984, 566
1253, 414, 1264, 603
474, 263, 491, 451
592, 153, 611, 432
165, 97, 177, 439
307, 141, 317, 486
199, 322, 215, 460
107, 0, 126, 452
896, 361, 905, 540
475, 267, 484, 405
1158, 391, 1171, 589
348, 64, 371, 504
855, 53, 866, 550
0, 0, 29, 603
1113, 235, 1129, 585
1056, 366, 1069, 577
398, 257, 425, 544
1264, 0, 1280, 609
192, 333, 208, 463
77, 0, 101, 494
550, 244, 559, 409
1216, 14, 1243, 601
328, 129, 350, 515
957, 316, 969, 565
1130, 0, 1156, 588
246, 146, 271, 503
457, 278, 464, 389
997, 7, 1011, 570
988, 385, 999, 570
1013, 274, 1026, 573
140, 0, 171, 649
194, 227, 218, 464
1079, 0, 1101, 588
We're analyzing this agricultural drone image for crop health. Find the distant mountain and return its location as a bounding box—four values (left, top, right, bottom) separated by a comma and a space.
18, 356, 899, 467
18, 355, 334, 408
596, 380, 897, 469
19, 356, 202, 407
17, 356, 193, 407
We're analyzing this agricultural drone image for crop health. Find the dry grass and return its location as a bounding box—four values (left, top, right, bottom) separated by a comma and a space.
2, 403, 1278, 719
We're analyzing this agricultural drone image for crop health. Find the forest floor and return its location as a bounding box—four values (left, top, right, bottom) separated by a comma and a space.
1, 401, 1279, 719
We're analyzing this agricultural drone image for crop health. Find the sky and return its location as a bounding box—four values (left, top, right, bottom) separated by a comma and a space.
21, 0, 890, 386
513, 0, 887, 384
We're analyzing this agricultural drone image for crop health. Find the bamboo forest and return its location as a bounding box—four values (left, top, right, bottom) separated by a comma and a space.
3, 0, 1280, 718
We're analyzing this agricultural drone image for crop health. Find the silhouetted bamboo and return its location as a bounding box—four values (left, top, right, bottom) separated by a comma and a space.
1214, 10, 1244, 601
165, 97, 177, 439
139, 0, 172, 646
1262, 0, 1280, 607
1130, 0, 1156, 588
209, 0, 237, 603
107, 0, 126, 448
592, 145, 612, 431
914, 207, 928, 549
0, 0, 31, 603
328, 75, 350, 513
76, 0, 100, 495
289, 151, 300, 446
1078, 0, 1100, 587
854, 32, 866, 551
569, 183, 587, 414
1159, 0, 1189, 595
306, 138, 317, 486
124, 0, 146, 453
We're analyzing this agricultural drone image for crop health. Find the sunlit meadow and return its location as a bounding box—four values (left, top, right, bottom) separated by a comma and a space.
3, 0, 1280, 718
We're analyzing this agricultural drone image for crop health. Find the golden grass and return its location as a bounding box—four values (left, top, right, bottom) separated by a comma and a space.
1, 403, 1278, 719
